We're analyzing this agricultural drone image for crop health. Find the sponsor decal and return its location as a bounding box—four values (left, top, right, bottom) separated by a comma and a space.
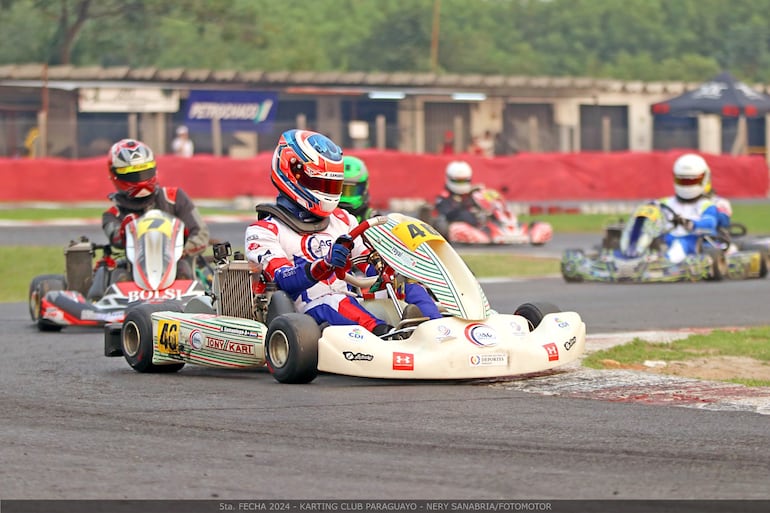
564, 336, 577, 351
542, 342, 559, 362
247, 242, 259, 252
205, 336, 254, 355
127, 289, 184, 303
553, 317, 570, 329
347, 327, 366, 340
509, 321, 525, 335
189, 329, 203, 350
157, 319, 180, 355
392, 352, 414, 371
464, 323, 498, 347
343, 352, 374, 361
469, 353, 508, 367
80, 310, 124, 322
220, 326, 260, 338
434, 324, 453, 342
300, 234, 333, 261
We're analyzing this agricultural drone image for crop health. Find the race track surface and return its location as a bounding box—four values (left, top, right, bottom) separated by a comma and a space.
3, 225, 770, 501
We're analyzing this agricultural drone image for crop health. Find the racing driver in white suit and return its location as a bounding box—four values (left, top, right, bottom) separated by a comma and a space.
244, 129, 399, 336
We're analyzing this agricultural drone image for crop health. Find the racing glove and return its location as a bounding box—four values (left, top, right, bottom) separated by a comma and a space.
112, 213, 138, 247
308, 234, 353, 281
674, 215, 694, 232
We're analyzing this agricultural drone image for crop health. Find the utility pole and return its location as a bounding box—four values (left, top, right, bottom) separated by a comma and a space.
430, 0, 441, 73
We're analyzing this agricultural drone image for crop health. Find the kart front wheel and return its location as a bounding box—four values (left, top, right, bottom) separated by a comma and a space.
514, 302, 561, 331
265, 313, 320, 384
703, 248, 726, 281
122, 302, 185, 373
28, 274, 66, 331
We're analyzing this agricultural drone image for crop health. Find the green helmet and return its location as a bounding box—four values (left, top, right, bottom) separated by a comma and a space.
340, 155, 371, 220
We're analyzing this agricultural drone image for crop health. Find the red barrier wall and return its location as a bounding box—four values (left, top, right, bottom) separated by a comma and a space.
1, 151, 767, 206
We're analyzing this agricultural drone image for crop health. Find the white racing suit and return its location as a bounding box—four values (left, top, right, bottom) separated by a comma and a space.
659, 196, 719, 263
245, 205, 392, 333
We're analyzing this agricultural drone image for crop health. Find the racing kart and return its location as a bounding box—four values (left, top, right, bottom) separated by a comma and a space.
28, 209, 207, 331
104, 212, 586, 383
419, 187, 552, 246
561, 201, 768, 283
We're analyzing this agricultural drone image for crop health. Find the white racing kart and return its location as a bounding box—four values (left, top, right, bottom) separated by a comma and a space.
104, 213, 586, 383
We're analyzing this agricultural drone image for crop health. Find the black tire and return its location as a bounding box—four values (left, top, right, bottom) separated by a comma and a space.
560, 250, 584, 283
703, 248, 726, 281
265, 313, 321, 384
28, 274, 66, 331
122, 302, 185, 373
514, 302, 561, 331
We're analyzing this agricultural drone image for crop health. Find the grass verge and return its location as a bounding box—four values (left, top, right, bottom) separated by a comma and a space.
4, 246, 558, 303
583, 327, 770, 387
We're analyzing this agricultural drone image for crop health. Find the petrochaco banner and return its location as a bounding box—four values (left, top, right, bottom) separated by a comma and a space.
184, 90, 278, 133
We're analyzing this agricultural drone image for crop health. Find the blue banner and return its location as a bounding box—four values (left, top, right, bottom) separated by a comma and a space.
183, 90, 278, 133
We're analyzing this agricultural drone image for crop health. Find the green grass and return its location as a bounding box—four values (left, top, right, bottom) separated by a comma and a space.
583, 327, 770, 387
3, 246, 558, 303
4, 202, 770, 233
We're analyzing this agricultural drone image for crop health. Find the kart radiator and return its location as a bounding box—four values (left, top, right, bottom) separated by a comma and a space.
65, 240, 94, 296
213, 260, 257, 320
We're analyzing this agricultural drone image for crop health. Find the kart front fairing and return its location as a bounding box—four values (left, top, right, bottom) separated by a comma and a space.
315, 213, 585, 379
38, 209, 206, 328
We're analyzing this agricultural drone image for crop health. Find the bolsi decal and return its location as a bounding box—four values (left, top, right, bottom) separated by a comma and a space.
127, 288, 184, 303
392, 352, 414, 371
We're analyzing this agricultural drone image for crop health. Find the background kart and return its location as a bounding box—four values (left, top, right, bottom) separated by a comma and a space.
104, 213, 586, 383
418, 187, 552, 246
561, 202, 767, 283
28, 209, 207, 331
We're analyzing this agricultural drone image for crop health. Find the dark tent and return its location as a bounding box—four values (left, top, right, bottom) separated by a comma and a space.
651, 71, 770, 117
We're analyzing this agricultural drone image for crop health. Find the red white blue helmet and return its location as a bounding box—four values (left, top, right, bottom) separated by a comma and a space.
271, 129, 344, 217
108, 139, 157, 198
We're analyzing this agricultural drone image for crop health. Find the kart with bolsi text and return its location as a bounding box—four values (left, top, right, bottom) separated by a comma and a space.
28, 209, 207, 331
419, 187, 552, 246
104, 212, 585, 382
560, 201, 767, 283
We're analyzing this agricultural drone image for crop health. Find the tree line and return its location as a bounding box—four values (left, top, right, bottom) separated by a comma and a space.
3, 0, 770, 83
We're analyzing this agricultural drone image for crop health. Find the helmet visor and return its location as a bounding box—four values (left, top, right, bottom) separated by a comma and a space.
341, 182, 367, 199
298, 173, 343, 196
674, 173, 705, 186
112, 162, 156, 183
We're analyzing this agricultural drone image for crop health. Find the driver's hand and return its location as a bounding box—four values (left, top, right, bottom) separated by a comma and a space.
325, 234, 353, 268
674, 215, 694, 231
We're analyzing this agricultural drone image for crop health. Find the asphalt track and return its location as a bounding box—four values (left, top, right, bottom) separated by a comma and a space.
2, 223, 770, 502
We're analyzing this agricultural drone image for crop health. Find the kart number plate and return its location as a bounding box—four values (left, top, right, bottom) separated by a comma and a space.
157, 319, 181, 355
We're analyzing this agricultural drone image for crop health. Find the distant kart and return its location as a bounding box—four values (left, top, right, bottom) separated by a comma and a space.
561, 201, 768, 283
104, 213, 586, 383
28, 209, 207, 331
419, 187, 552, 246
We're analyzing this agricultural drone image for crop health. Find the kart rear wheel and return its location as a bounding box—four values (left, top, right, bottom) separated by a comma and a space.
265, 313, 320, 384
28, 274, 66, 331
740, 244, 769, 278
514, 302, 561, 331
122, 302, 185, 373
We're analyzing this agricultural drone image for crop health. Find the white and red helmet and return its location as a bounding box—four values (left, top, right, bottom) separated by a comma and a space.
445, 161, 473, 195
271, 129, 344, 217
108, 139, 157, 198
673, 153, 710, 201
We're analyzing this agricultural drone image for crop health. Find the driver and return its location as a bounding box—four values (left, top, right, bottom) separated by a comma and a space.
244, 129, 402, 336
658, 153, 720, 263
102, 138, 210, 279
434, 160, 483, 228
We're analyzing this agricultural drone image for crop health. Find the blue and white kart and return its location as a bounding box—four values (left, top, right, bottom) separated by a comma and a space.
561, 202, 767, 283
